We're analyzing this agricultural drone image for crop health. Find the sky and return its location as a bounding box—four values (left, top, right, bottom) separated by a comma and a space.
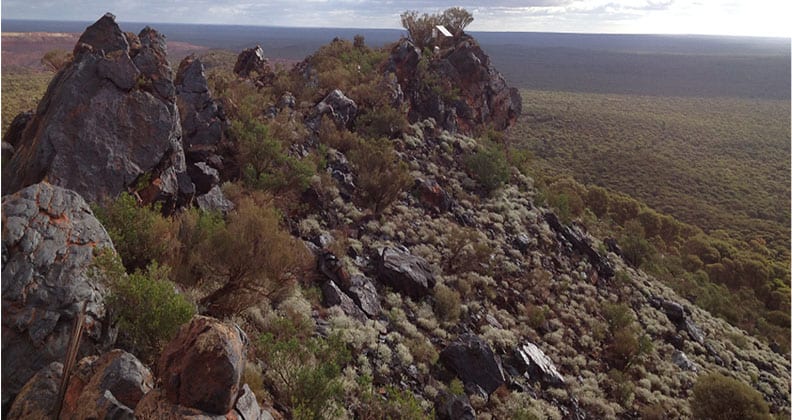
1, 0, 790, 37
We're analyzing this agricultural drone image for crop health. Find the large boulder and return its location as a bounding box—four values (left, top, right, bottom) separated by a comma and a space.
387, 36, 521, 134
6, 362, 63, 419
62, 350, 153, 418
1, 182, 115, 407
440, 334, 506, 395
1, 13, 186, 205
158, 316, 247, 414
377, 246, 436, 299
135, 386, 272, 420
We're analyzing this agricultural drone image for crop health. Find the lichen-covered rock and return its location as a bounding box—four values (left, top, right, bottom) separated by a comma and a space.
307, 89, 358, 132
1, 13, 185, 205
414, 178, 454, 213
347, 274, 381, 318
6, 362, 62, 419
158, 316, 247, 414
377, 246, 437, 299
440, 334, 506, 395
1, 182, 114, 407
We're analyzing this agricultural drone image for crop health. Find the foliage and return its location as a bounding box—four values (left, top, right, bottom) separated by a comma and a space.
194, 195, 312, 317
1, 71, 52, 136
601, 302, 652, 370
400, 8, 474, 48
92, 250, 194, 364
233, 118, 315, 194
355, 375, 430, 420
434, 284, 462, 323
348, 137, 412, 214
619, 220, 655, 268
257, 324, 350, 420
93, 192, 176, 271
690, 373, 771, 420
465, 144, 511, 194
41, 49, 72, 72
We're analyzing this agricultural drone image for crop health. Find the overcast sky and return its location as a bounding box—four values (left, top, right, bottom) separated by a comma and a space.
2, 0, 789, 37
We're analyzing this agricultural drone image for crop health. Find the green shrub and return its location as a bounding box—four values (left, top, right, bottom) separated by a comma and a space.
93, 251, 195, 364
690, 373, 771, 420
434, 284, 462, 323
356, 375, 430, 420
257, 329, 350, 419
195, 196, 312, 317
620, 220, 655, 268
93, 192, 176, 271
465, 145, 510, 194
348, 137, 412, 214
234, 118, 315, 194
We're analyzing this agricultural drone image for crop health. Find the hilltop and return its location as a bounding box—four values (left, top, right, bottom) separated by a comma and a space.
1, 12, 789, 419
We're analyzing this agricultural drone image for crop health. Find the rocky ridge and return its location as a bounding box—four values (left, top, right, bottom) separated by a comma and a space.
1, 12, 789, 420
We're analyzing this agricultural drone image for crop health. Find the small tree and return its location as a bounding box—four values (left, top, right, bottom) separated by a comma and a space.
440, 7, 474, 36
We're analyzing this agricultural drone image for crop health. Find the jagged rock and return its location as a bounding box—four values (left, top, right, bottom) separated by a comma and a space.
158, 316, 247, 415
387, 36, 521, 134
234, 384, 273, 420
2, 141, 14, 164
6, 362, 62, 419
2, 110, 33, 148
440, 334, 506, 395
347, 275, 381, 318
604, 237, 622, 256
176, 55, 227, 159
515, 342, 565, 387
544, 212, 615, 280
435, 391, 476, 420
414, 178, 454, 213
62, 350, 153, 418
326, 149, 355, 199
234, 45, 270, 78
649, 296, 705, 345
310, 89, 358, 131
196, 185, 235, 215
377, 246, 437, 299
514, 233, 533, 252
322, 280, 367, 321
1, 183, 114, 407
2, 14, 185, 204
672, 350, 698, 372
187, 162, 220, 195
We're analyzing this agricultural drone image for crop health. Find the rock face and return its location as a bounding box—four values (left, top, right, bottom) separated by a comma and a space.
1, 182, 115, 407
414, 178, 454, 213
435, 391, 476, 420
387, 36, 521, 134
308, 89, 359, 132
234, 45, 270, 78
1, 13, 186, 205
377, 246, 437, 299
440, 334, 506, 395
158, 316, 247, 414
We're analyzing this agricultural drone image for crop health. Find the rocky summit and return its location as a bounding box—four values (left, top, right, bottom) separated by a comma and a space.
1, 10, 789, 420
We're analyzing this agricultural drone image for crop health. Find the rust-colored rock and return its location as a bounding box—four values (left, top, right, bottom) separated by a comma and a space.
158, 316, 247, 414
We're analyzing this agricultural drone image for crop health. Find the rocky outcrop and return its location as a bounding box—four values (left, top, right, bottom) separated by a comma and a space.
377, 246, 437, 299
387, 36, 521, 134
1, 182, 115, 407
1, 13, 187, 206
2, 110, 33, 149
175, 55, 229, 198
158, 316, 247, 414
135, 387, 272, 420
440, 334, 506, 395
515, 342, 565, 387
234, 45, 270, 78
435, 391, 476, 420
322, 280, 367, 321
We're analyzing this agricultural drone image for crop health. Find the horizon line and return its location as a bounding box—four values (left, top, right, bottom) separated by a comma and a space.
2, 17, 789, 40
